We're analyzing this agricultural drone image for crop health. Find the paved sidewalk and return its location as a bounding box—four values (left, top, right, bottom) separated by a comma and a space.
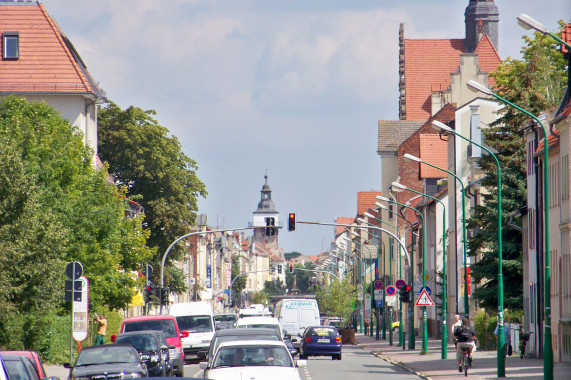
354, 332, 571, 379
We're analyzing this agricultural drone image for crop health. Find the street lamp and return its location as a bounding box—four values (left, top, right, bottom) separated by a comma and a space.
403, 152, 470, 318
391, 181, 448, 359
377, 195, 429, 355
350, 231, 377, 337
517, 14, 571, 50
432, 119, 506, 377
468, 77, 554, 379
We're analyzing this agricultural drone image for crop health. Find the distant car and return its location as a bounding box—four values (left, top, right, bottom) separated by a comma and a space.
392, 321, 400, 333
114, 330, 170, 377
214, 313, 237, 325
214, 321, 235, 330
64, 344, 148, 380
114, 314, 186, 377
236, 316, 282, 338
197, 327, 281, 369
0, 351, 53, 379
199, 340, 305, 380
299, 326, 342, 360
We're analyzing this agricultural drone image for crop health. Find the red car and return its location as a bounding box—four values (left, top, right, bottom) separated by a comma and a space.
0, 351, 51, 379
111, 315, 188, 377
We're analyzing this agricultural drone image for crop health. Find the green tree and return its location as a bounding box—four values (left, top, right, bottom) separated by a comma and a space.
264, 278, 286, 296
0, 97, 152, 349
285, 262, 316, 294
467, 25, 568, 310
231, 254, 247, 299
97, 102, 207, 293
251, 290, 268, 305
315, 278, 356, 326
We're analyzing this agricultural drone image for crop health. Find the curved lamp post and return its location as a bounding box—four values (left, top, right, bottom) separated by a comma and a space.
377, 195, 428, 355
404, 153, 469, 318
350, 231, 377, 337
468, 77, 555, 379
432, 119, 506, 377
392, 182, 448, 359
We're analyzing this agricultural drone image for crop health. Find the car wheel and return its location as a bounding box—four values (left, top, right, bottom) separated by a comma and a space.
393, 327, 399, 333
300, 353, 308, 360
336, 353, 342, 360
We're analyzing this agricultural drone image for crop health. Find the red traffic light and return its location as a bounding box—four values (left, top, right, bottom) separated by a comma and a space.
405, 285, 411, 291
288, 213, 296, 231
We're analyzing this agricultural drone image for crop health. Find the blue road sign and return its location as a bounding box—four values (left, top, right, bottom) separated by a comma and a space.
376, 300, 383, 307
395, 279, 406, 289
386, 285, 396, 296
421, 286, 432, 296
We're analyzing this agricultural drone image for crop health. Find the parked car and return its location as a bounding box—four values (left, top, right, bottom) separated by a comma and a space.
0, 355, 9, 380
197, 327, 281, 369
298, 326, 342, 360
114, 331, 171, 377
64, 344, 147, 380
113, 314, 186, 377
199, 340, 305, 380
2, 355, 42, 380
0, 351, 53, 379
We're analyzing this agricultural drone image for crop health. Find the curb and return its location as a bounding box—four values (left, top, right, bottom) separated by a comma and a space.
356, 343, 432, 380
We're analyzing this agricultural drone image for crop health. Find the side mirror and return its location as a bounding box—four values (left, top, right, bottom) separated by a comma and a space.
283, 333, 291, 340
110, 334, 117, 343
196, 351, 207, 360
296, 360, 307, 368
180, 330, 190, 338
63, 363, 72, 369
198, 362, 209, 370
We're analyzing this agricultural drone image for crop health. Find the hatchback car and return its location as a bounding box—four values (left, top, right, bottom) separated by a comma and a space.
2, 355, 45, 380
298, 326, 342, 360
63, 344, 148, 380
114, 330, 170, 376
199, 340, 305, 380
0, 351, 53, 380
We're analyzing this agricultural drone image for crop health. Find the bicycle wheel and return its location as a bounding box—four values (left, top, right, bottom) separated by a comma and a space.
463, 353, 469, 376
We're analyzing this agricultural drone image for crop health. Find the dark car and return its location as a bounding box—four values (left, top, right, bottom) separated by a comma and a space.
114, 315, 186, 377
2, 354, 53, 380
299, 326, 342, 360
0, 351, 55, 380
115, 331, 170, 377
63, 344, 148, 380
197, 327, 281, 368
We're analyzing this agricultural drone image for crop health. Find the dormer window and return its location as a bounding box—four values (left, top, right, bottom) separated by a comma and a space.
3, 32, 19, 60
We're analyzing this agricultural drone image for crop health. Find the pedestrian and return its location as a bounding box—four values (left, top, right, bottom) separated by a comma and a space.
494, 322, 512, 356
94, 313, 107, 345
452, 314, 462, 346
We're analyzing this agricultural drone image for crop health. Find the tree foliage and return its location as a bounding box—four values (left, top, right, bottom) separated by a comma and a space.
315, 278, 356, 326
231, 254, 246, 297
467, 25, 568, 310
286, 262, 316, 294
0, 97, 152, 349
97, 103, 207, 291
263, 278, 286, 296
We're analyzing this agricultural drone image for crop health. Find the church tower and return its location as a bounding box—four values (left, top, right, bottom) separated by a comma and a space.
464, 0, 499, 53
252, 173, 279, 250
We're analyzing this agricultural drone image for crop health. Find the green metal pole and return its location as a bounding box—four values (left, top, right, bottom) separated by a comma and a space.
439, 125, 504, 376
389, 237, 393, 346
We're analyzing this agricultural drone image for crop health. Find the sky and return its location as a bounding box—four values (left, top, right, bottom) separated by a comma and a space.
43, 0, 569, 255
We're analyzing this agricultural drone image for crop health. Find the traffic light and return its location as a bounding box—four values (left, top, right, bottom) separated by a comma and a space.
288, 213, 296, 231
145, 282, 155, 303
288, 263, 294, 273
399, 284, 412, 303
160, 287, 169, 305
265, 217, 276, 236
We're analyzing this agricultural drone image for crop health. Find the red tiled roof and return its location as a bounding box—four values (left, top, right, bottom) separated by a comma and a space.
357, 191, 382, 216
419, 134, 448, 178
335, 216, 354, 235
0, 3, 100, 95
404, 36, 500, 120
536, 129, 560, 153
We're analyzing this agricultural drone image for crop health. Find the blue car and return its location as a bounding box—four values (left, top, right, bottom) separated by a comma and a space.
299, 326, 342, 360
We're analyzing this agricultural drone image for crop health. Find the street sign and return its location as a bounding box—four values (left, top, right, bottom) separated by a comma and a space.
358, 285, 363, 292
395, 279, 406, 289
358, 292, 364, 299
374, 289, 383, 300
421, 286, 432, 296
386, 295, 397, 306
364, 294, 371, 316
66, 261, 83, 280
72, 276, 89, 342
417, 271, 432, 283
415, 288, 434, 306
373, 280, 383, 290
413, 281, 423, 294
385, 285, 396, 296
376, 299, 383, 307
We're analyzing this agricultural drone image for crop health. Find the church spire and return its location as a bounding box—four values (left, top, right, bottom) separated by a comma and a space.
464, 0, 499, 53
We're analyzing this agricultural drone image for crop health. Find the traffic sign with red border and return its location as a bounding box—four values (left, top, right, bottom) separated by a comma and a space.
386, 285, 396, 296
415, 288, 434, 306
373, 280, 383, 290
395, 279, 406, 289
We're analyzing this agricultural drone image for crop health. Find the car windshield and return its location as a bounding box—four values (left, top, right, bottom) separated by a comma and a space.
76, 347, 139, 366
116, 334, 158, 351
309, 327, 338, 337
123, 320, 177, 338
214, 314, 237, 323
212, 346, 292, 369
4, 358, 39, 380
176, 315, 213, 333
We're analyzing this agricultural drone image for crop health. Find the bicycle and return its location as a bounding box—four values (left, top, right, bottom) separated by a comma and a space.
520, 331, 532, 359
459, 343, 472, 377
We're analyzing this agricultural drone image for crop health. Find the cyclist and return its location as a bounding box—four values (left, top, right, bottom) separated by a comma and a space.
454, 317, 476, 372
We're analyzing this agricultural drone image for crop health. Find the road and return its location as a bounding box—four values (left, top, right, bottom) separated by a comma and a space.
184, 345, 420, 380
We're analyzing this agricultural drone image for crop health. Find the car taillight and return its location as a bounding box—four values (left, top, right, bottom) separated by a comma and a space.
305, 336, 311, 343
336, 336, 341, 343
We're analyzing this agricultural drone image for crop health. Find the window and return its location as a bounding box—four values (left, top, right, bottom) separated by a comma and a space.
3, 32, 19, 59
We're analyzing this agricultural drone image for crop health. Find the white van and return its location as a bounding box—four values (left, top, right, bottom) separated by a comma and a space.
274, 298, 320, 348
169, 301, 215, 362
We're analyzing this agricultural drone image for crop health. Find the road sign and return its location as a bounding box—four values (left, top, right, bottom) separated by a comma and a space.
413, 281, 423, 294
66, 261, 83, 280
376, 299, 383, 307
386, 285, 396, 296
415, 288, 434, 306
421, 286, 432, 296
417, 271, 432, 283
374, 289, 383, 300
395, 279, 406, 289
386, 295, 397, 306
364, 294, 371, 316
72, 276, 89, 342
373, 280, 383, 290
358, 292, 364, 299
358, 285, 363, 292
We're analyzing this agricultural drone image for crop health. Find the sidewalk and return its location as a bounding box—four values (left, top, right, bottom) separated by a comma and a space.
354, 332, 571, 379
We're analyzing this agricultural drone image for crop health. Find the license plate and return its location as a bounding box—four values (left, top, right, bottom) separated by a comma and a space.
317, 338, 329, 343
